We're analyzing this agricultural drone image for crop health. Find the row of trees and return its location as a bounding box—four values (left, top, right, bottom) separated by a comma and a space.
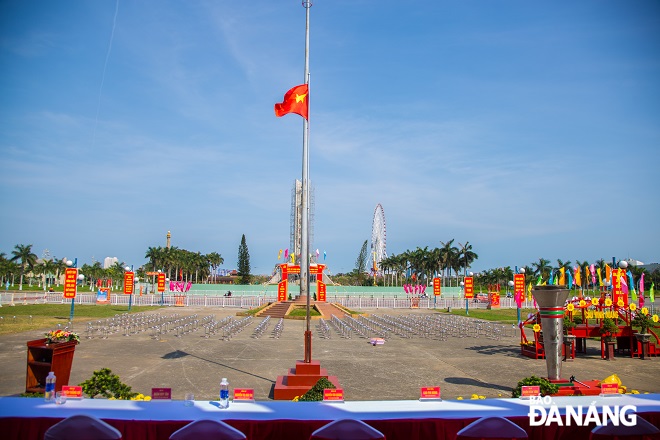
342, 239, 660, 290
377, 240, 478, 287
0, 244, 225, 290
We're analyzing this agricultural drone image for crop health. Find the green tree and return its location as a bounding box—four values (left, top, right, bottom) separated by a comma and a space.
10, 244, 38, 291
237, 234, 251, 284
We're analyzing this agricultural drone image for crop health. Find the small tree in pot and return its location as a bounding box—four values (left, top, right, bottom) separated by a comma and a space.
600, 318, 619, 360
600, 318, 619, 342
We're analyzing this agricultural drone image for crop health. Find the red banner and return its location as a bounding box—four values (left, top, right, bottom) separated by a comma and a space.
318, 282, 326, 302
157, 273, 166, 292
124, 272, 134, 295
611, 269, 627, 307
490, 292, 501, 308
278, 264, 288, 301
433, 277, 441, 296
464, 276, 474, 299
63, 268, 77, 299
514, 274, 525, 294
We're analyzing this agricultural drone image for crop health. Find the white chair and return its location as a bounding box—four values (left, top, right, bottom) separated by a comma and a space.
590, 416, 660, 439
310, 419, 385, 440
44, 414, 122, 440
456, 416, 528, 440
169, 419, 247, 440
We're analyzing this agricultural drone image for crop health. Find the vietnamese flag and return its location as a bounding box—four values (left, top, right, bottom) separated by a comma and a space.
275, 84, 309, 120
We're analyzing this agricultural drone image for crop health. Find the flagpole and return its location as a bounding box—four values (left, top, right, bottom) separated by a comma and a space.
302, 0, 312, 363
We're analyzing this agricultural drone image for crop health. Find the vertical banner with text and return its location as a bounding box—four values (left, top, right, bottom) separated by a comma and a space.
514, 274, 525, 296
278, 264, 288, 301
433, 277, 441, 296
464, 276, 474, 299
63, 268, 78, 299
124, 272, 134, 295
157, 273, 166, 293
611, 268, 627, 307
317, 264, 326, 302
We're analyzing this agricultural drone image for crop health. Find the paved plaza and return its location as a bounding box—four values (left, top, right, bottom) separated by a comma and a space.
0, 307, 658, 401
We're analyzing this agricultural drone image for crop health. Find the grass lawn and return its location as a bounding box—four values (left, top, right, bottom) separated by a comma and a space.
0, 304, 164, 335
442, 307, 537, 325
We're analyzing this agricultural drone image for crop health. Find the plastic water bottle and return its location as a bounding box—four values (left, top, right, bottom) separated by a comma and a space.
45, 372, 56, 402
219, 377, 229, 409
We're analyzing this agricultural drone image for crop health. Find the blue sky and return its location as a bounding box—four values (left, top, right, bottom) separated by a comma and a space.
1, 1, 659, 275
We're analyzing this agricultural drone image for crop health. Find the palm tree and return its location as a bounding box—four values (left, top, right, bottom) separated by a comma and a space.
530, 258, 551, 284
458, 242, 479, 277
439, 240, 458, 287
10, 244, 38, 290
206, 252, 224, 283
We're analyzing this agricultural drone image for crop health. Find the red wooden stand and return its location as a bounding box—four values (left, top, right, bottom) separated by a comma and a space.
25, 338, 76, 394
274, 360, 341, 400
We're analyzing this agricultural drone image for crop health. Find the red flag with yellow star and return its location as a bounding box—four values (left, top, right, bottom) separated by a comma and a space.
274, 84, 309, 120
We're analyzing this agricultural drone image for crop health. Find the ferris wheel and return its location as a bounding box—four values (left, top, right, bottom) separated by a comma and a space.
370, 203, 387, 273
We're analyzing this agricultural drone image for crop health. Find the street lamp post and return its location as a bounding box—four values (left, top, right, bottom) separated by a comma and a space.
515, 267, 526, 324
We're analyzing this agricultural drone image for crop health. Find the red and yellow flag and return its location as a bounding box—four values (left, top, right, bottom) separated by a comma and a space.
274, 84, 309, 120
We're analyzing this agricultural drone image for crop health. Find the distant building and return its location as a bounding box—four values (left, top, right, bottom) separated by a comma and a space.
623, 258, 645, 266
103, 257, 118, 269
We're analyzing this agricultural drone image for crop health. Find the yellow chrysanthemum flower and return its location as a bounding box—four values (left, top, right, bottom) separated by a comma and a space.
579, 300, 586, 308
641, 307, 649, 315
605, 298, 613, 307
630, 303, 637, 311
144, 396, 151, 401
457, 396, 463, 400
591, 298, 599, 306
470, 394, 479, 400
653, 315, 659, 323
533, 324, 541, 333
617, 299, 624, 307
567, 303, 575, 312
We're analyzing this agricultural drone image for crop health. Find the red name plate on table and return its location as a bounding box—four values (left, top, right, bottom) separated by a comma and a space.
420, 386, 442, 400
323, 389, 344, 402
61, 386, 83, 399
520, 386, 540, 398
600, 383, 619, 395
151, 388, 172, 400
233, 388, 255, 402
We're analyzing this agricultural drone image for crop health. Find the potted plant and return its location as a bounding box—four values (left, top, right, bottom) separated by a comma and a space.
631, 310, 655, 360
600, 318, 619, 360
631, 311, 654, 335
562, 316, 576, 361
563, 316, 576, 335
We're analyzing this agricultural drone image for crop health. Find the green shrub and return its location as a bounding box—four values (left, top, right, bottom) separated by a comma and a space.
298, 377, 336, 401
79, 367, 138, 400
511, 376, 559, 398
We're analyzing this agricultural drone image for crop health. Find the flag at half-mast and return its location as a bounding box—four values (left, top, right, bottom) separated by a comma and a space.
274, 84, 309, 120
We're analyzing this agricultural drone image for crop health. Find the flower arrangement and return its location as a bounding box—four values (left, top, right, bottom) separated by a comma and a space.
45, 329, 80, 344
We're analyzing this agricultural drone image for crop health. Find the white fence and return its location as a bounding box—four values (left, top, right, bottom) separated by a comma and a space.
0, 291, 536, 311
